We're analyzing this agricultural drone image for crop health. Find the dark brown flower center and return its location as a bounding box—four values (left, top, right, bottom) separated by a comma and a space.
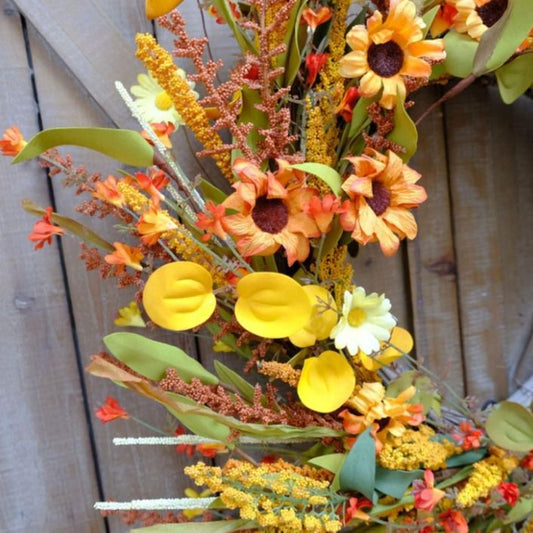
251, 196, 289, 234
366, 181, 391, 216
476, 0, 508, 27
367, 41, 404, 78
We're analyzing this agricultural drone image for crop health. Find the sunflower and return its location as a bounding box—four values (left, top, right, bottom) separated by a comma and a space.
130, 72, 197, 125
339, 148, 427, 256
221, 159, 321, 266
452, 0, 509, 40
338, 0, 445, 109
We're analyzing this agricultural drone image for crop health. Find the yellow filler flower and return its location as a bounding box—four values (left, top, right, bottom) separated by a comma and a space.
114, 302, 146, 328
235, 273, 312, 338
339, 0, 445, 109
142, 262, 216, 331
298, 351, 356, 413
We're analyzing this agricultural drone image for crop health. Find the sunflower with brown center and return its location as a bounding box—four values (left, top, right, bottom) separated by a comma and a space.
338, 0, 445, 109
339, 148, 427, 256
221, 159, 321, 266
452, 0, 508, 40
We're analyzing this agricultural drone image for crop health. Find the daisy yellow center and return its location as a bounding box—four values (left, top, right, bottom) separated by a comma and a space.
476, 0, 508, 27
155, 91, 173, 111
366, 180, 391, 216
348, 308, 367, 327
251, 196, 289, 234
367, 41, 404, 78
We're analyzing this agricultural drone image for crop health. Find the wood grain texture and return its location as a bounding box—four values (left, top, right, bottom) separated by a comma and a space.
444, 83, 533, 401
0, 4, 104, 531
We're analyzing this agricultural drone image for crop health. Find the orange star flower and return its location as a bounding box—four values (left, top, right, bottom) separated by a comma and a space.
303, 194, 341, 234
451, 420, 484, 450
412, 470, 446, 511
336, 86, 360, 122
301, 6, 333, 31
344, 496, 373, 523
339, 0, 445, 109
95, 397, 129, 424
135, 169, 169, 206
137, 205, 178, 245
306, 52, 328, 86
27, 207, 65, 250
221, 159, 321, 266
92, 175, 125, 208
196, 442, 228, 458
141, 122, 175, 148
339, 148, 427, 256
196, 201, 228, 242
104, 242, 144, 272
439, 510, 468, 533
0, 125, 27, 156
430, 3, 459, 37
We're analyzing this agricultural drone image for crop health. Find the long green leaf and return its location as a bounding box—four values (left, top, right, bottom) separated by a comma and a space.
22, 199, 114, 252
496, 53, 533, 104
132, 519, 257, 533
214, 360, 256, 402
438, 31, 478, 78
290, 162, 342, 195
349, 96, 376, 138
308, 453, 346, 474
212, 0, 256, 54
283, 0, 308, 86
387, 97, 417, 162
473, 0, 533, 75
422, 5, 440, 38
13, 127, 154, 167
446, 447, 487, 468
103, 332, 219, 385
375, 466, 423, 499
485, 401, 533, 452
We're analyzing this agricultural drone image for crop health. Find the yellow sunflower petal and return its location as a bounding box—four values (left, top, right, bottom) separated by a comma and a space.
235, 273, 311, 338
145, 0, 183, 19
297, 351, 356, 413
142, 261, 216, 331
290, 285, 338, 348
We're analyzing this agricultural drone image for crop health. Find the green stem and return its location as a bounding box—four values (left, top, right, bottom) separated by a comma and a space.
129, 415, 169, 436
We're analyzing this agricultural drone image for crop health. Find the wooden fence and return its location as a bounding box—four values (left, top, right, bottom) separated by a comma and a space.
1, 0, 532, 531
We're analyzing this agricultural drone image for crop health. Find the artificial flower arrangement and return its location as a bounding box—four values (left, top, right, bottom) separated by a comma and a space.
3, 0, 533, 531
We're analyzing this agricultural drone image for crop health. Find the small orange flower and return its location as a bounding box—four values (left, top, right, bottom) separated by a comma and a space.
336, 87, 360, 122
451, 421, 484, 450
175, 426, 195, 456
222, 159, 320, 266
207, 1, 241, 24
141, 122, 175, 148
306, 52, 328, 86
302, 194, 341, 234
0, 125, 27, 156
104, 242, 144, 272
521, 450, 533, 470
430, 3, 459, 37
339, 148, 427, 256
137, 205, 178, 246
27, 207, 65, 250
439, 509, 468, 533
344, 496, 372, 522
196, 442, 228, 458
135, 169, 169, 206
196, 201, 228, 242
92, 175, 125, 208
412, 470, 446, 511
497, 481, 520, 507
95, 397, 129, 424
301, 6, 333, 31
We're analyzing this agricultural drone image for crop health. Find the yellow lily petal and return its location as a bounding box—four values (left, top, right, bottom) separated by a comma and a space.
235, 272, 311, 338
289, 285, 338, 348
142, 261, 216, 331
359, 327, 414, 370
145, 0, 183, 19
297, 351, 356, 413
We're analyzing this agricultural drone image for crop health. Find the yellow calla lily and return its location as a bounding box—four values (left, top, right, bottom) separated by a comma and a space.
297, 351, 356, 413
205, 90, 243, 119
235, 272, 311, 338
142, 261, 216, 331
145, 0, 183, 19
289, 285, 338, 348
359, 327, 414, 371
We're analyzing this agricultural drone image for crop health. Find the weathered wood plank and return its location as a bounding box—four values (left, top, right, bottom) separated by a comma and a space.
407, 88, 464, 394
444, 84, 533, 400
0, 4, 105, 531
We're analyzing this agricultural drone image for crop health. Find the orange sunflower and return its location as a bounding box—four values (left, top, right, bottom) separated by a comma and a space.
338, 0, 445, 109
452, 0, 509, 40
221, 159, 321, 266
339, 148, 427, 256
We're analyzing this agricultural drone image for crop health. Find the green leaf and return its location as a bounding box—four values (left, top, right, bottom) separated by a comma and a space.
12, 127, 154, 167
440, 31, 478, 78
473, 0, 533, 75
308, 453, 346, 474
281, 0, 308, 86
238, 87, 268, 155
387, 97, 417, 162
422, 5, 440, 38
446, 447, 487, 468
290, 162, 342, 196
214, 360, 256, 402
349, 96, 375, 138
504, 496, 533, 524
103, 333, 219, 385
496, 53, 533, 104
132, 519, 257, 533
199, 179, 228, 204
375, 466, 423, 499
386, 371, 440, 415
485, 401, 533, 452
339, 427, 376, 499
211, 0, 256, 54
21, 199, 114, 252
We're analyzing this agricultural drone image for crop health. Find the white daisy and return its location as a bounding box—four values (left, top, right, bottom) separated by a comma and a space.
130, 72, 198, 126
330, 287, 396, 356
